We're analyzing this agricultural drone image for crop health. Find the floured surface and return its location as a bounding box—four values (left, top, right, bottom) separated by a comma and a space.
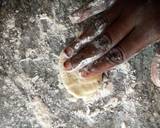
0, 0, 160, 128
59, 53, 102, 98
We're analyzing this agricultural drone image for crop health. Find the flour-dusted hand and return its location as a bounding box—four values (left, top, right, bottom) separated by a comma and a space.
64, 0, 160, 78
69, 0, 117, 24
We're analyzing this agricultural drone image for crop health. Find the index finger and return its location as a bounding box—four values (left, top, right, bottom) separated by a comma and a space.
69, 0, 117, 24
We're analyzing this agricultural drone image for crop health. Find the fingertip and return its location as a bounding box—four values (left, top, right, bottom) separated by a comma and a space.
63, 47, 74, 58
69, 14, 81, 24
63, 60, 72, 70
80, 70, 91, 78
80, 66, 98, 78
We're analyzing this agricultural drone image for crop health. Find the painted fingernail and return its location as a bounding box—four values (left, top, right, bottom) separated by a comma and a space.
64, 47, 74, 58
64, 61, 72, 70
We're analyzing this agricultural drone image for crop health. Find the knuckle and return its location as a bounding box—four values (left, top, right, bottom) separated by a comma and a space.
106, 46, 125, 64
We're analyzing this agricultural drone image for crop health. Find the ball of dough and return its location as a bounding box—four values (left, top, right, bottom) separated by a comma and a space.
58, 52, 102, 98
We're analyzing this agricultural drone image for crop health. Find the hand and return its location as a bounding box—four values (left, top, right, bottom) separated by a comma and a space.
63, 0, 160, 78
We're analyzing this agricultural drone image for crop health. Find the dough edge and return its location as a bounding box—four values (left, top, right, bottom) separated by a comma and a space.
58, 52, 102, 98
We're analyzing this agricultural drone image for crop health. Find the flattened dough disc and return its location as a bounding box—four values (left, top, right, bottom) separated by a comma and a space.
59, 52, 102, 98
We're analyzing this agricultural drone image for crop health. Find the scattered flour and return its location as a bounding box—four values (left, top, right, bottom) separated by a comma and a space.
1, 0, 152, 127
28, 96, 53, 128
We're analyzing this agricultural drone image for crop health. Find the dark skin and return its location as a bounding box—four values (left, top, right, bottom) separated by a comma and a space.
63, 0, 160, 78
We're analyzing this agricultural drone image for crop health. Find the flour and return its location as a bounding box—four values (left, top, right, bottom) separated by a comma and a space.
69, 0, 117, 24
0, 0, 158, 127
28, 96, 53, 128
74, 23, 106, 50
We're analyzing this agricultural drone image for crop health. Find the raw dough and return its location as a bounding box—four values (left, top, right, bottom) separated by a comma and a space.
59, 52, 102, 98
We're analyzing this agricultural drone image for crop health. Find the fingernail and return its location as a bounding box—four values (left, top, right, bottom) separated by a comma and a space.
64, 61, 72, 70
69, 15, 79, 24
69, 12, 82, 24
64, 47, 74, 58
80, 70, 90, 78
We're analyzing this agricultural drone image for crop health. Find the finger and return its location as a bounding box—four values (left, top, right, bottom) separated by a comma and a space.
80, 27, 159, 78
117, 25, 160, 59
103, 10, 137, 47
80, 46, 123, 78
64, 9, 136, 70
64, 7, 135, 59
151, 54, 160, 87
63, 21, 106, 58
69, 0, 117, 24
103, 0, 145, 45
64, 35, 111, 70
